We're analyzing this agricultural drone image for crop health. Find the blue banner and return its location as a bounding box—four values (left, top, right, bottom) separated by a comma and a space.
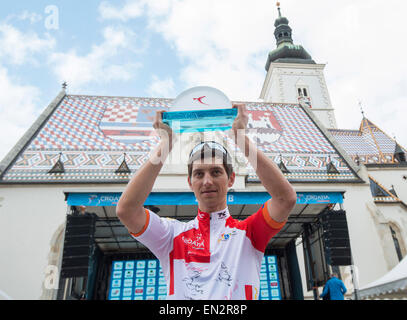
67, 191, 343, 206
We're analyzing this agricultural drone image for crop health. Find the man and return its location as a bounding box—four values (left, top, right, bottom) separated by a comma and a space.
117, 104, 296, 299
320, 272, 347, 300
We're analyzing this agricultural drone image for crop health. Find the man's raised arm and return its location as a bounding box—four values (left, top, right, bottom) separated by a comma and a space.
116, 111, 175, 235
231, 104, 296, 223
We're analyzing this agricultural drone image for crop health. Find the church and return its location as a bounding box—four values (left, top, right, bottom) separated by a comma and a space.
0, 5, 406, 300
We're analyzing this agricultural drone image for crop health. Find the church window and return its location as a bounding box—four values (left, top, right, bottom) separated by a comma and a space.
390, 226, 403, 262
297, 87, 309, 98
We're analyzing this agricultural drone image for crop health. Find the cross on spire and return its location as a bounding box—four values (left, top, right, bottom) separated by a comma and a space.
358, 101, 365, 118
276, 2, 282, 17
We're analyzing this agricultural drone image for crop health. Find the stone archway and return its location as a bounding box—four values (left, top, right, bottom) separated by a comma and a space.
40, 223, 65, 300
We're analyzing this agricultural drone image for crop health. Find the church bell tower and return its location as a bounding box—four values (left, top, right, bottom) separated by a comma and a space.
260, 3, 338, 129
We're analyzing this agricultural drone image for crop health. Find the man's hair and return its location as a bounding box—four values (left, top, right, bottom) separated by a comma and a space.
187, 142, 234, 178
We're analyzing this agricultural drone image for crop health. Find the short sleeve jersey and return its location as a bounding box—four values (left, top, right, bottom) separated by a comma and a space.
130, 200, 286, 300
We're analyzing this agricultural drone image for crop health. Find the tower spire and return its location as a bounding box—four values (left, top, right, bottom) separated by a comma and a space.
273, 3, 292, 46
265, 2, 315, 71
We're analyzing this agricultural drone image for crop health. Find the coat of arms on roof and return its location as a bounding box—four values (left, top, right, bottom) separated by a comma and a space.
99, 102, 168, 144
246, 109, 283, 146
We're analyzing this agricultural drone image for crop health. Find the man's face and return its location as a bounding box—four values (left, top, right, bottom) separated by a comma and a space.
187, 157, 235, 209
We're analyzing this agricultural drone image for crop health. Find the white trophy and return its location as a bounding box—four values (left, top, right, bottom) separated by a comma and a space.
162, 86, 237, 133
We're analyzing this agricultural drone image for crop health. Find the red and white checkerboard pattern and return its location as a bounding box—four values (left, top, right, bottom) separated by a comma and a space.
102, 102, 139, 123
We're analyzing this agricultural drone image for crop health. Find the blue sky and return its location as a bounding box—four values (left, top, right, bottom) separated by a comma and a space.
0, 0, 184, 98
1, 0, 407, 161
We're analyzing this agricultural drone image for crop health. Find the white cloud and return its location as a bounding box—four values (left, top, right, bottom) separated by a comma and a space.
148, 75, 176, 98
143, 0, 273, 100
137, 0, 407, 147
5, 10, 43, 24
0, 65, 41, 161
99, 0, 144, 21
0, 22, 55, 161
0, 23, 55, 65
96, 0, 276, 99
16, 11, 43, 24
49, 26, 141, 90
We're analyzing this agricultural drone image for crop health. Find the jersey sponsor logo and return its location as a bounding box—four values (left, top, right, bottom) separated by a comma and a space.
182, 232, 204, 249
217, 210, 227, 219
217, 230, 237, 243
198, 212, 207, 220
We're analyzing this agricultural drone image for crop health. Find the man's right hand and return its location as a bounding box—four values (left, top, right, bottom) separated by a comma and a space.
153, 110, 175, 142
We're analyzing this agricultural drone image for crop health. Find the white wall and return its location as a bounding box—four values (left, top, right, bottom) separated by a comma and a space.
0, 183, 127, 300
0, 185, 67, 299
293, 181, 390, 299
342, 186, 389, 286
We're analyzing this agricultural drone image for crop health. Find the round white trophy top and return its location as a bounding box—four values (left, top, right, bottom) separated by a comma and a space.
170, 86, 232, 111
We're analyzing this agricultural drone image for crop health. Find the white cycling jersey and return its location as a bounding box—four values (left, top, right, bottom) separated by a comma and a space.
130, 200, 285, 300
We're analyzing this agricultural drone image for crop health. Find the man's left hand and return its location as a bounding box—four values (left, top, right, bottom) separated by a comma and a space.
231, 103, 248, 135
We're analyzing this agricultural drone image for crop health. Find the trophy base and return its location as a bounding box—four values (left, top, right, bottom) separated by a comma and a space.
162, 108, 237, 133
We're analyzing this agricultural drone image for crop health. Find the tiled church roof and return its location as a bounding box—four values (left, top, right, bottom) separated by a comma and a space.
329, 118, 407, 165
0, 92, 361, 183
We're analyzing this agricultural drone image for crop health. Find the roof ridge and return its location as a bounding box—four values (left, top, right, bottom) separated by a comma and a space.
329, 128, 359, 132
67, 94, 174, 100
66, 94, 305, 106
0, 90, 66, 179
